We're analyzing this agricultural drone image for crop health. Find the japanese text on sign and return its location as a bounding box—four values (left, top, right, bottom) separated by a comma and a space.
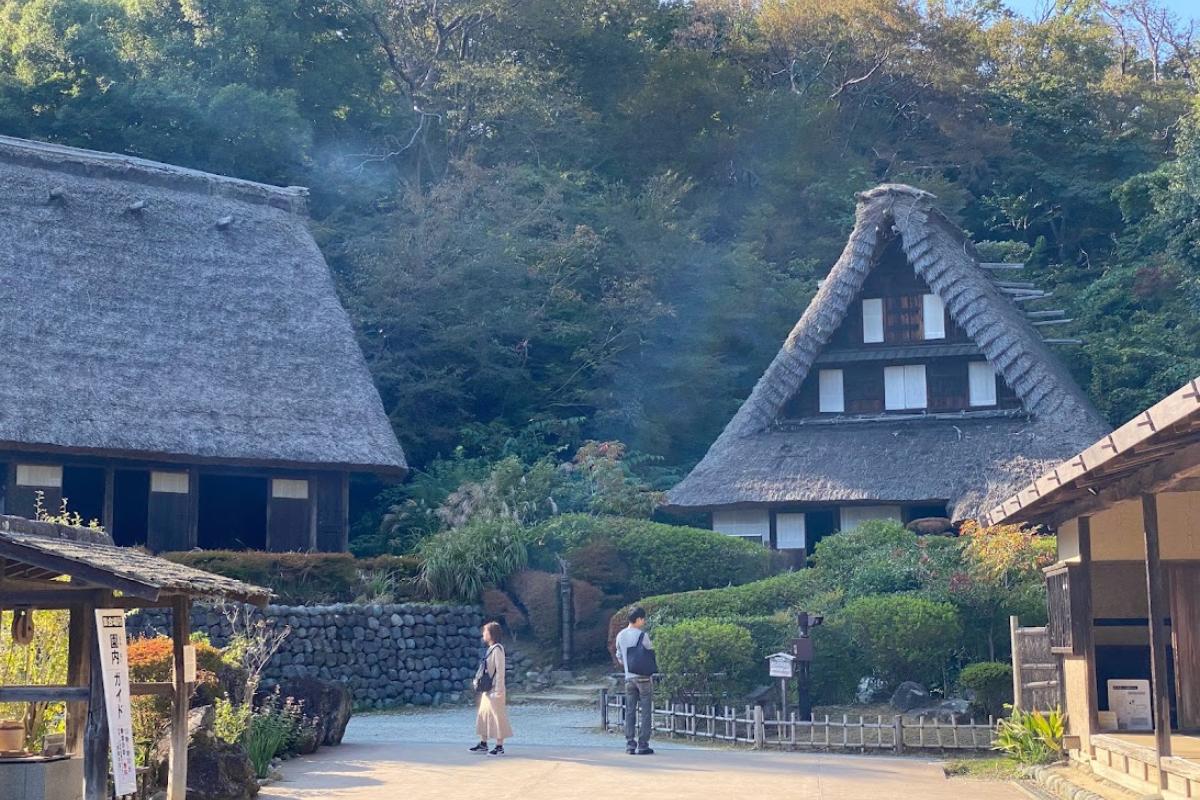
95, 609, 137, 797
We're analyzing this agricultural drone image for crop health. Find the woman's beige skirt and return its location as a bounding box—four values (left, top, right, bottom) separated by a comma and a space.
476, 692, 513, 740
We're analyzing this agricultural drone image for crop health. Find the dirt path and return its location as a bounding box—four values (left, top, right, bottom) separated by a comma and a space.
259, 705, 1026, 800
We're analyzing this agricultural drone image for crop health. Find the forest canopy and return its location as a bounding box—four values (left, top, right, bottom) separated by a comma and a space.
2, 0, 1198, 533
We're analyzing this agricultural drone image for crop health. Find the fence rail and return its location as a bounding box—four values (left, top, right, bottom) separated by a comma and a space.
600, 690, 996, 752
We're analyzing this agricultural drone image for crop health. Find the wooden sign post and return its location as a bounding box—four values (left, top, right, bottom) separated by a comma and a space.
95, 609, 137, 797
767, 652, 796, 719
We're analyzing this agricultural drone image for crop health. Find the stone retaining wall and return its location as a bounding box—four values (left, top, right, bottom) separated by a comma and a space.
127, 603, 485, 709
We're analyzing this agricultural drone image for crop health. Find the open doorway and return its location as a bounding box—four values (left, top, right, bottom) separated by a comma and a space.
198, 475, 267, 550
112, 470, 150, 547
62, 466, 105, 527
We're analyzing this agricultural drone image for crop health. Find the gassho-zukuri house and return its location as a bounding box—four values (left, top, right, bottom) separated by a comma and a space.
984, 376, 1200, 800
666, 184, 1109, 556
0, 135, 406, 553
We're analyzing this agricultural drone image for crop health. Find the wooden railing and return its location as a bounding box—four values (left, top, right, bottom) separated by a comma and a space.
600, 690, 996, 752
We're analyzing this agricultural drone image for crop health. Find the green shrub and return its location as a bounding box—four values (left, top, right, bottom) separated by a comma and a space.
654, 619, 756, 701
241, 691, 304, 778
530, 515, 779, 599
994, 707, 1064, 765
809, 622, 863, 704
163, 551, 421, 604
418, 520, 529, 601
959, 662, 1014, 719
810, 520, 961, 598
837, 594, 962, 689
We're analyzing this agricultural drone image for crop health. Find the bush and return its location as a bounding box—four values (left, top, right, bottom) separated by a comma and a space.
532, 515, 778, 599
960, 662, 1014, 719
419, 520, 529, 601
837, 594, 962, 689
654, 619, 756, 701
994, 707, 1064, 765
242, 691, 303, 778
163, 551, 421, 604
809, 520, 961, 598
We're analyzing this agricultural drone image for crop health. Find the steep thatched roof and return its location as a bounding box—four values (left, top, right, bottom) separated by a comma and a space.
667, 185, 1109, 520
0, 514, 269, 603
0, 136, 405, 472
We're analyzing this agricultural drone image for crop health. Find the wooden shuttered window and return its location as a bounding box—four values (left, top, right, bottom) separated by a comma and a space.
1046, 565, 1085, 655
968, 361, 998, 407
922, 294, 946, 340
862, 299, 884, 344
884, 364, 927, 410
885, 295, 923, 342
818, 369, 844, 413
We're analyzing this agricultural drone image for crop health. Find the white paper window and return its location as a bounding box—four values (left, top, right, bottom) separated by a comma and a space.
862, 298, 884, 343
884, 364, 927, 410
712, 509, 769, 543
922, 294, 945, 340
839, 505, 903, 531
150, 471, 189, 494
272, 478, 310, 500
15, 464, 62, 488
818, 369, 844, 413
775, 513, 806, 550
969, 361, 998, 407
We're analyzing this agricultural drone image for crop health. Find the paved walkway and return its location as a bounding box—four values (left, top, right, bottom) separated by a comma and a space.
260, 704, 1026, 800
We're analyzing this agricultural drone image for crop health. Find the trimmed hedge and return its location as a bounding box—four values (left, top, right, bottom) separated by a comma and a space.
959, 661, 1014, 718
164, 551, 422, 605
655, 619, 756, 701
530, 515, 780, 599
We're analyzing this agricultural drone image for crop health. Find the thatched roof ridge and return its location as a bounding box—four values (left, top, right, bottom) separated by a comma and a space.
0, 515, 270, 603
0, 135, 406, 472
667, 185, 1109, 520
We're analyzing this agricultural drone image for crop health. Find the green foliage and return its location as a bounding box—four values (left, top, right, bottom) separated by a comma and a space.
959, 662, 1014, 720
654, 619, 756, 701
213, 697, 252, 746
163, 552, 421, 605
418, 520, 529, 601
0, 609, 68, 751
994, 707, 1065, 765
835, 594, 962, 689
241, 691, 304, 779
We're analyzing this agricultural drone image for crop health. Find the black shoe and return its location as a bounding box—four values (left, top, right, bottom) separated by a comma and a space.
636, 747, 655, 755
626, 744, 637, 754
469, 741, 489, 753
489, 745, 505, 756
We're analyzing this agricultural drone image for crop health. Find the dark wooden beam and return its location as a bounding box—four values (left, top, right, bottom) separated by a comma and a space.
102, 467, 115, 536
0, 685, 90, 702
186, 467, 199, 550
0, 540, 161, 600
66, 595, 94, 756
0, 588, 96, 608
1078, 516, 1099, 733
131, 681, 174, 698
168, 595, 192, 800
1142, 493, 1173, 784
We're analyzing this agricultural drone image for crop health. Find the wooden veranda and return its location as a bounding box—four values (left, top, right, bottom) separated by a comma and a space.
0, 515, 269, 800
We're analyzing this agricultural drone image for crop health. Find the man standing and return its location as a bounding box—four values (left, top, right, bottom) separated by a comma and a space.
614, 606, 655, 755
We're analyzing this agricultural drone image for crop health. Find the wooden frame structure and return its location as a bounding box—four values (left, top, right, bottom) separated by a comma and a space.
987, 376, 1200, 799
0, 515, 268, 800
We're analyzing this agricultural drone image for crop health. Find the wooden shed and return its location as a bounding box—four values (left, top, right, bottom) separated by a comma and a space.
0, 515, 269, 799
985, 376, 1200, 799
0, 134, 406, 553
666, 185, 1108, 559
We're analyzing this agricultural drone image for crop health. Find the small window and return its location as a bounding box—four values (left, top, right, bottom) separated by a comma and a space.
16, 464, 63, 488
150, 471, 189, 494
968, 361, 998, 407
862, 298, 884, 343
712, 508, 769, 542
922, 294, 945, 340
775, 513, 806, 550
818, 369, 845, 413
839, 505, 902, 531
272, 478, 310, 500
884, 364, 927, 410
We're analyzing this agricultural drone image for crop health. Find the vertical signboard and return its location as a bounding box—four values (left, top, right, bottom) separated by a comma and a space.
95, 609, 137, 797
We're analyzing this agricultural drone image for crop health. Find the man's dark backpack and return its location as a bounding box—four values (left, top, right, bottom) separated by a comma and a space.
473, 645, 498, 692
625, 632, 657, 677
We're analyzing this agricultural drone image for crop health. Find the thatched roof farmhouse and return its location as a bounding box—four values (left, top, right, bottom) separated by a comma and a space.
0, 135, 405, 552
666, 185, 1108, 556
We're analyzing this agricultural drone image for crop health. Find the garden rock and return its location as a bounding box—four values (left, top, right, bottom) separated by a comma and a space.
905, 517, 954, 536
890, 681, 930, 711
278, 677, 353, 746
185, 738, 258, 800
910, 698, 972, 723
152, 705, 216, 784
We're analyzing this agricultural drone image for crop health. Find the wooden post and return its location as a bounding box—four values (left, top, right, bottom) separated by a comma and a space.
1009, 615, 1023, 711
1142, 493, 1173, 787
308, 472, 319, 552
66, 598, 94, 756
168, 596, 192, 800
1077, 515, 1098, 732
83, 592, 112, 800
753, 705, 765, 749
187, 467, 200, 549
894, 715, 904, 754
600, 688, 608, 730
101, 467, 115, 537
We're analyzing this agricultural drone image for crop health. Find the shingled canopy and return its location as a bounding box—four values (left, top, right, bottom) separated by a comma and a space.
0, 515, 269, 800
0, 135, 405, 552
667, 185, 1109, 522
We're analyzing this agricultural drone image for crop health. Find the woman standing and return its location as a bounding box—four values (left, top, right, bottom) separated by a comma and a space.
470, 621, 512, 756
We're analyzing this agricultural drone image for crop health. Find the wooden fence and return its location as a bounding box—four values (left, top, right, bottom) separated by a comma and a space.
600, 690, 996, 752
1010, 615, 1062, 711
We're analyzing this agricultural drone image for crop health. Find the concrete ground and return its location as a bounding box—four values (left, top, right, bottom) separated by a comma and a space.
260, 704, 1027, 800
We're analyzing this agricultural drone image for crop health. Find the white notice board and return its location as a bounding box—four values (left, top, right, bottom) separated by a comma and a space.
1107, 679, 1153, 732
96, 609, 138, 796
